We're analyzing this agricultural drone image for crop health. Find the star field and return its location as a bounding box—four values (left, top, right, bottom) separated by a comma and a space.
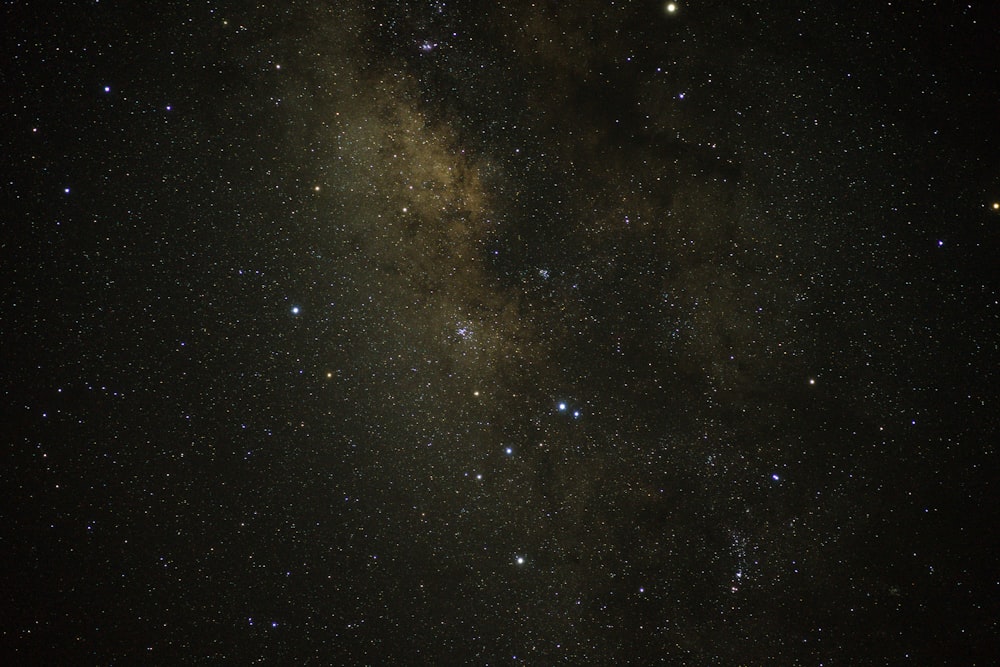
3, 1, 999, 664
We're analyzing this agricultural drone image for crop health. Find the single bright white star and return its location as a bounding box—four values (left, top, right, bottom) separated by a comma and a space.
558, 402, 567, 411
515, 556, 525, 565
665, 2, 678, 13
290, 306, 300, 315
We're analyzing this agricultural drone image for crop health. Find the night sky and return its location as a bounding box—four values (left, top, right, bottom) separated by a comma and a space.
4, 1, 999, 664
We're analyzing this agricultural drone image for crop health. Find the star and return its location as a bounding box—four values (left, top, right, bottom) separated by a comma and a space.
290, 306, 300, 315
665, 2, 678, 15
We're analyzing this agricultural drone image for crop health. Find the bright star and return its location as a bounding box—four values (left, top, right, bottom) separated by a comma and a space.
665, 2, 678, 14
291, 306, 300, 315
558, 402, 567, 411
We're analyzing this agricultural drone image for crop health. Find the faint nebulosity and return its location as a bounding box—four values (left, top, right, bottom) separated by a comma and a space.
3, 1, 999, 664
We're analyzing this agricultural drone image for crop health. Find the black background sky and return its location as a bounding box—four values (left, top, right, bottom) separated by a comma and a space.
4, 1, 999, 664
